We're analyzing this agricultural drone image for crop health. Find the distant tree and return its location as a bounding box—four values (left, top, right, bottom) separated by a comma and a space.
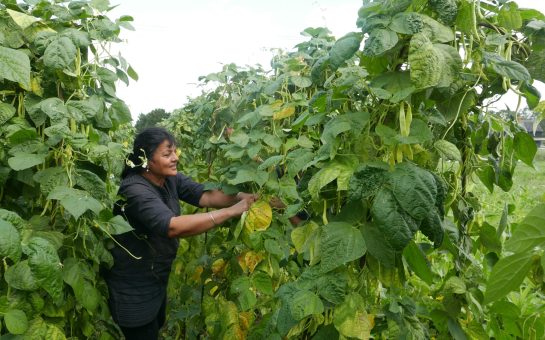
134, 108, 170, 132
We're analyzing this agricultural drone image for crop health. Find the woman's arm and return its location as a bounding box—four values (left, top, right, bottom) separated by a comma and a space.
198, 190, 257, 209
167, 199, 251, 238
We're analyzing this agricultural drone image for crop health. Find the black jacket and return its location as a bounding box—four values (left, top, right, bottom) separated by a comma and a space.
105, 173, 204, 327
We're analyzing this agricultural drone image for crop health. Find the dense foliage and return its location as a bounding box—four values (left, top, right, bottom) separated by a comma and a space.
161, 0, 545, 339
0, 0, 135, 338
2, 0, 545, 339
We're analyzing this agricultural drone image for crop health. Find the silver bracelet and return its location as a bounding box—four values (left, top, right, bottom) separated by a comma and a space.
236, 192, 242, 200
208, 212, 217, 225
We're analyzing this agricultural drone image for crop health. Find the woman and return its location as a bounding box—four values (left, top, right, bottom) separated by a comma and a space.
105, 127, 256, 339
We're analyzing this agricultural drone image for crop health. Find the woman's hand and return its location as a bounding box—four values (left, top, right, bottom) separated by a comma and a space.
236, 192, 259, 203
228, 197, 254, 217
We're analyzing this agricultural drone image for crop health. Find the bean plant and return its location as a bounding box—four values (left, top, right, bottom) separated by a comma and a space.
0, 0, 135, 338
162, 0, 545, 339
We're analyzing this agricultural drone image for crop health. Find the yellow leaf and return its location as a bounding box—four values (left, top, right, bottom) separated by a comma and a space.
30, 77, 43, 97
273, 106, 296, 120
239, 311, 254, 331
244, 201, 272, 232
211, 258, 225, 275
238, 251, 264, 273
237, 254, 248, 272
245, 251, 263, 273
270, 100, 283, 109
191, 265, 203, 283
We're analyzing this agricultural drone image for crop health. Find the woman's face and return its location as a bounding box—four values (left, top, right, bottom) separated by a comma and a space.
148, 140, 178, 177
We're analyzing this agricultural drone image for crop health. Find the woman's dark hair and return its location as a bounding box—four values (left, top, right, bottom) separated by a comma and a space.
121, 127, 177, 178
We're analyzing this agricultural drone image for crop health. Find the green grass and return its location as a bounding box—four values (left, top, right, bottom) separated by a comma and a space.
474, 148, 545, 225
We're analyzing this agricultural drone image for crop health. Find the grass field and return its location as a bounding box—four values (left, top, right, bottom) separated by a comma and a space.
474, 148, 545, 226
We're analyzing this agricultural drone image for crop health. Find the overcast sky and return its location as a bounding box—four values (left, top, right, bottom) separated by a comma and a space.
108, 0, 545, 119
109, 0, 361, 118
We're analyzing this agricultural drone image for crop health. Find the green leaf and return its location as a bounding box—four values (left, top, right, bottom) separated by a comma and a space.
419, 210, 444, 247
371, 188, 418, 251
258, 155, 283, 170
127, 64, 139, 80
436, 90, 476, 122
409, 33, 442, 89
447, 317, 468, 340
297, 267, 348, 304
91, 0, 111, 11
44, 123, 71, 143
363, 29, 398, 56
478, 222, 502, 253
444, 276, 467, 294
434, 44, 463, 88
390, 12, 425, 34
291, 75, 312, 88
524, 49, 545, 83
429, 0, 458, 24
329, 32, 363, 69
4, 260, 39, 291
47, 186, 102, 219
0, 46, 31, 89
75, 169, 107, 200
421, 14, 455, 42
251, 271, 273, 295
229, 165, 268, 187
483, 52, 531, 81
44, 36, 77, 70
484, 251, 535, 304
520, 82, 541, 110
348, 164, 388, 201
0, 209, 27, 230
262, 134, 281, 150
61, 28, 91, 48
434, 139, 462, 161
8, 127, 38, 145
369, 71, 415, 103
286, 149, 314, 176
109, 100, 131, 125
321, 116, 352, 145
230, 130, 250, 147
320, 222, 366, 272
455, 1, 475, 33
334, 293, 372, 339
67, 99, 101, 122
26, 237, 63, 302
5, 309, 28, 334
230, 277, 256, 311
34, 167, 70, 195
513, 131, 536, 166
291, 221, 320, 255
7, 9, 40, 29
403, 241, 433, 284
0, 219, 21, 262
390, 162, 437, 221
498, 2, 522, 30
99, 215, 133, 235
308, 157, 357, 199
505, 204, 545, 253
79, 280, 100, 312
0, 102, 16, 125
38, 98, 68, 123
289, 290, 324, 320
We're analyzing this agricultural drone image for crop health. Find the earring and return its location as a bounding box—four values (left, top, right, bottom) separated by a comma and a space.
146, 167, 150, 172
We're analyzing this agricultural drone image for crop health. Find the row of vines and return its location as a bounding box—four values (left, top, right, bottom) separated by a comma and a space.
1, 0, 545, 339
162, 0, 545, 339
0, 0, 135, 338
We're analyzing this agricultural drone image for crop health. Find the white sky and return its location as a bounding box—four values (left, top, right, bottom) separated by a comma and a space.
108, 0, 545, 119
109, 0, 361, 118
